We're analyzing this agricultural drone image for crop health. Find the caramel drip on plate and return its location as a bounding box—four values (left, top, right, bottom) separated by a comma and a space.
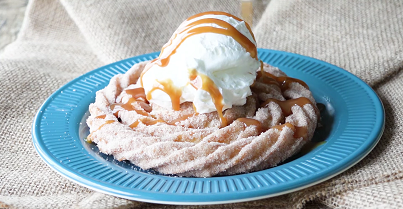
146, 79, 182, 111
189, 69, 227, 127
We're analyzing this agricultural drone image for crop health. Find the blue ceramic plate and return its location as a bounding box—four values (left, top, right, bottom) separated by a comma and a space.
32, 49, 384, 205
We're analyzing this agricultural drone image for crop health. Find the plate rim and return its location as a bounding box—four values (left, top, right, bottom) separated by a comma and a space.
31, 49, 385, 205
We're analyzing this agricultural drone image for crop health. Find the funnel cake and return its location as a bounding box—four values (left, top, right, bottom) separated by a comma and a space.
86, 61, 319, 177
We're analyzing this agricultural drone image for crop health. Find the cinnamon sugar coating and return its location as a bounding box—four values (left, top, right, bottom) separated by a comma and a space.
86, 61, 319, 177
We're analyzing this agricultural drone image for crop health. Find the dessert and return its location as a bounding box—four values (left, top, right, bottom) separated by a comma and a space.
86, 11, 319, 177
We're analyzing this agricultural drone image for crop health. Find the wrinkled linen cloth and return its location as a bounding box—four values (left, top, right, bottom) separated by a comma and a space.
1, 0, 403, 208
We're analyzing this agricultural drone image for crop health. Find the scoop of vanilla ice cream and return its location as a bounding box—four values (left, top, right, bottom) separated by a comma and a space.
141, 13, 260, 113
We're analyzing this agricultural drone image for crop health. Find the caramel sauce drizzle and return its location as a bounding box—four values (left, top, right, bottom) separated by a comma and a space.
140, 15, 257, 86
177, 18, 257, 59
255, 71, 280, 87
237, 119, 308, 140
92, 70, 315, 140
147, 18, 257, 70
93, 73, 314, 135
110, 97, 149, 117
129, 120, 140, 129
95, 115, 106, 119
262, 97, 319, 117
89, 13, 318, 141
146, 79, 182, 111
137, 101, 152, 113
90, 86, 314, 142
110, 88, 151, 117
129, 118, 165, 129
168, 113, 198, 126
186, 11, 256, 42
189, 69, 227, 127
129, 114, 196, 129
139, 12, 258, 117
237, 97, 316, 139
87, 120, 115, 142
272, 122, 308, 139
236, 118, 262, 132
125, 88, 147, 101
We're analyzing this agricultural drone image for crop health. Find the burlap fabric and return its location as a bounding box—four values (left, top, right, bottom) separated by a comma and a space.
1, 0, 402, 208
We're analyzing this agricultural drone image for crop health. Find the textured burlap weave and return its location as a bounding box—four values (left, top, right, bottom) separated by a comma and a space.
1, 0, 402, 208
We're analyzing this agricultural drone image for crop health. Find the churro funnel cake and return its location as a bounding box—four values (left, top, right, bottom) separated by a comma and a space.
86, 11, 320, 177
